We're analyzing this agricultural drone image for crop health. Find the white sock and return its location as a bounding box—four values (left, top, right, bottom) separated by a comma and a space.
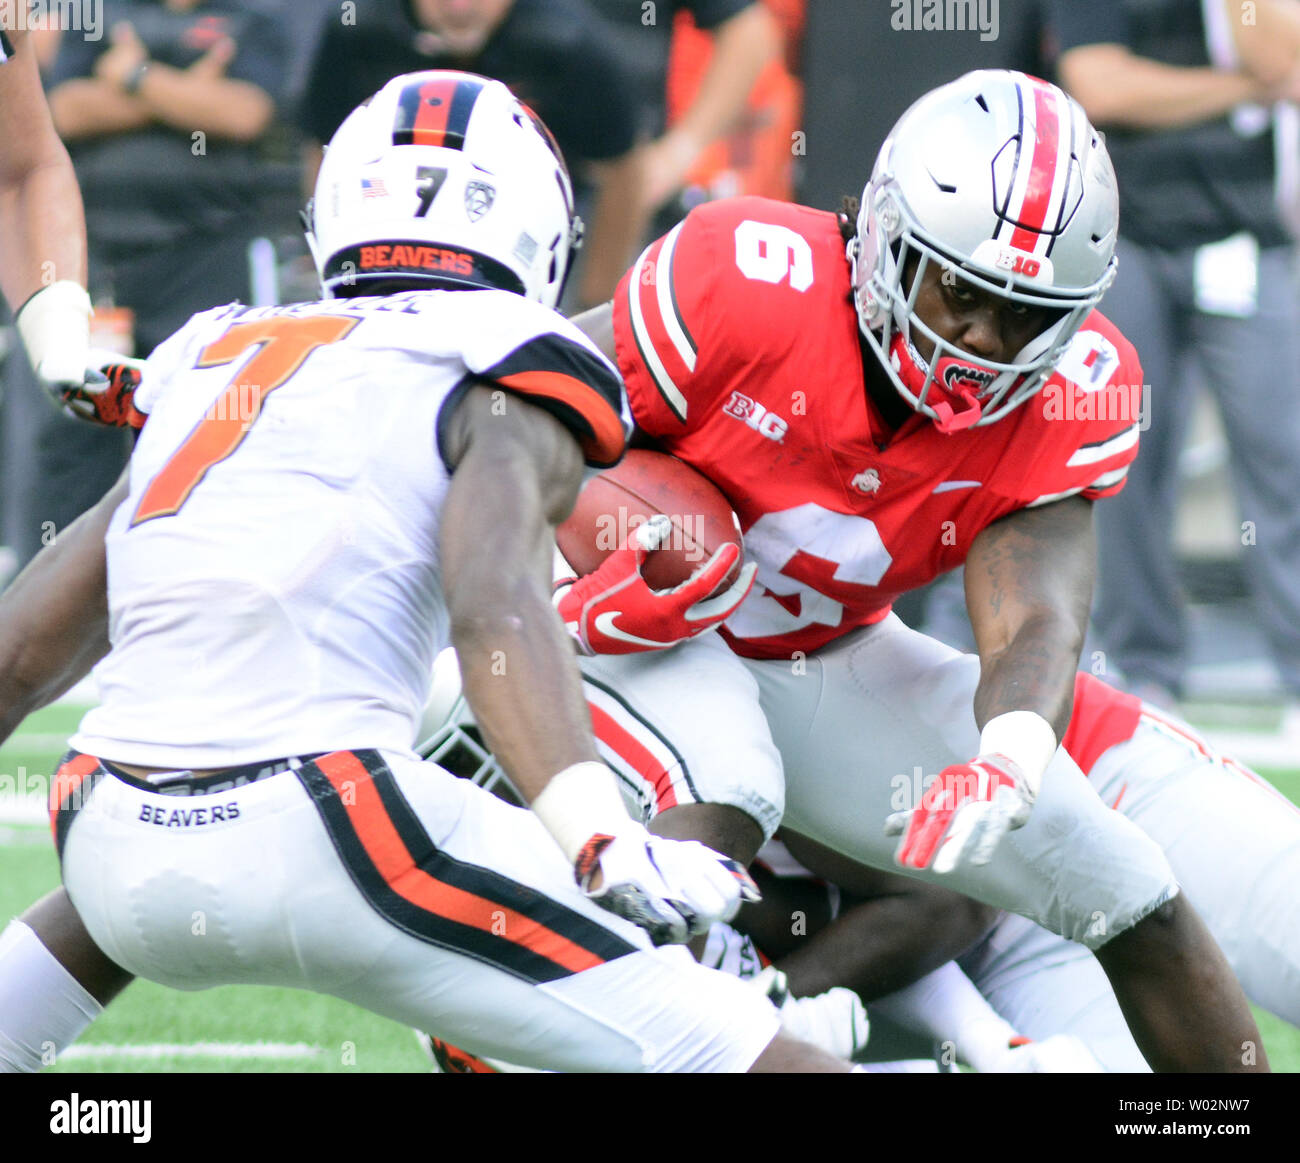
870, 961, 1018, 1073
0, 920, 102, 1072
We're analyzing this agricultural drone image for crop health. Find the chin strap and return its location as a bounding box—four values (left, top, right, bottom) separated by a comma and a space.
928, 356, 986, 433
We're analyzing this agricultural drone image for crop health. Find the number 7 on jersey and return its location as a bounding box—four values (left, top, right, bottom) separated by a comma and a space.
131, 315, 359, 526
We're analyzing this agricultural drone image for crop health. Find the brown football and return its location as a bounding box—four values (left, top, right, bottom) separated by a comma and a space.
557, 449, 743, 593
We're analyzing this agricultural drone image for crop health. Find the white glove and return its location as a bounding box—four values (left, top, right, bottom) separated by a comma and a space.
752, 965, 870, 1060
574, 826, 760, 946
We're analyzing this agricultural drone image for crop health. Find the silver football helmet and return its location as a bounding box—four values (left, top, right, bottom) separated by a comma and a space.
851, 70, 1119, 431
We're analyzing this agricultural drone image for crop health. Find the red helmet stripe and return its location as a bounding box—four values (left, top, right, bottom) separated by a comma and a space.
393, 76, 483, 149
1009, 79, 1061, 252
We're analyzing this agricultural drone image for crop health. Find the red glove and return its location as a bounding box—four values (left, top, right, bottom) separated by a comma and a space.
555, 515, 757, 654
885, 753, 1036, 874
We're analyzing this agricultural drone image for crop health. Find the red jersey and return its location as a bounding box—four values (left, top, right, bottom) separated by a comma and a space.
614, 197, 1143, 659
1061, 674, 1143, 776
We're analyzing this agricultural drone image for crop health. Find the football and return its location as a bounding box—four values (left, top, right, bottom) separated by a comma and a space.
556, 449, 744, 593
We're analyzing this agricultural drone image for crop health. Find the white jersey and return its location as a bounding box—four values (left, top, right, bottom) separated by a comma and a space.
73, 290, 628, 769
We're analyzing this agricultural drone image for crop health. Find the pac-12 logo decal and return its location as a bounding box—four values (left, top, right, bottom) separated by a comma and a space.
464, 180, 495, 222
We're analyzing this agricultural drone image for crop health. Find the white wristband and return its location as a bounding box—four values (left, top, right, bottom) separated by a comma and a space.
529, 760, 635, 864
979, 711, 1057, 793
15, 281, 91, 385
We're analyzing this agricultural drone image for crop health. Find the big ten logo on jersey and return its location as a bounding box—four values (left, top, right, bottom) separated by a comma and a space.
722, 390, 788, 442
594, 508, 707, 563
1040, 330, 1149, 430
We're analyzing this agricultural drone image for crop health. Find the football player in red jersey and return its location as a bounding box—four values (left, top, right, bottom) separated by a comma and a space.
556, 69, 1267, 1071
0, 69, 1268, 1073
0, 70, 862, 1076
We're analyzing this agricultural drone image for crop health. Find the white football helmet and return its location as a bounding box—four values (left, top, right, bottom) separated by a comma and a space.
851, 70, 1119, 431
306, 70, 582, 307
417, 648, 518, 799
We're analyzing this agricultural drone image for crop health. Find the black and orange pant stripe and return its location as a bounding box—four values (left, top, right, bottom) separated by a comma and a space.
49, 751, 106, 861
296, 750, 638, 983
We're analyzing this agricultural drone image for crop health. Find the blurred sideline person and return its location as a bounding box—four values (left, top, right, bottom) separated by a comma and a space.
299, 0, 778, 307
0, 70, 852, 1075
551, 69, 1265, 1071
1045, 0, 1300, 711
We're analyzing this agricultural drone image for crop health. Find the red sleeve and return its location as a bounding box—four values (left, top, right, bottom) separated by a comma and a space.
1018, 312, 1145, 508
1062, 672, 1143, 777
612, 201, 736, 437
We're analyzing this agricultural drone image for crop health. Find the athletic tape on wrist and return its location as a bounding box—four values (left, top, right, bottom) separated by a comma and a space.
529, 760, 633, 864
978, 711, 1057, 793
16, 281, 91, 376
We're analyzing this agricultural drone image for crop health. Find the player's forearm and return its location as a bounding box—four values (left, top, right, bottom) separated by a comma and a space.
965, 499, 1095, 744
1058, 44, 1268, 129
134, 67, 273, 142
441, 411, 598, 805
449, 561, 602, 806
0, 489, 115, 744
0, 152, 86, 312
972, 614, 1081, 742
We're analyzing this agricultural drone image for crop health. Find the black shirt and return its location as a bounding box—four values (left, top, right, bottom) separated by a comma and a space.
299, 0, 639, 167
49, 0, 289, 256
1045, 0, 1287, 249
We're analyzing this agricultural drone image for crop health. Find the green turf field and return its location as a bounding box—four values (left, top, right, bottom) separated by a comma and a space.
3, 701, 1298, 1073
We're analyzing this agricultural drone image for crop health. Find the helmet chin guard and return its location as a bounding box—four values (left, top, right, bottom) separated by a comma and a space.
851, 70, 1119, 429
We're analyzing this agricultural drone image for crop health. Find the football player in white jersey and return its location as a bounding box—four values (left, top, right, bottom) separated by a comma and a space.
0, 70, 854, 1074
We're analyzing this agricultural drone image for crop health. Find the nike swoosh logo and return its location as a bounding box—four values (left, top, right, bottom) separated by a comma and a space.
593, 611, 676, 648
931, 480, 983, 494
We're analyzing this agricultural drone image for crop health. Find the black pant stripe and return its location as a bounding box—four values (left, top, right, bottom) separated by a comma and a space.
366, 756, 637, 963
53, 752, 105, 863
296, 751, 635, 983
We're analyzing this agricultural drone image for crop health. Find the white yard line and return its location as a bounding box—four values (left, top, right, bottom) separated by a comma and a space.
61, 1042, 323, 1061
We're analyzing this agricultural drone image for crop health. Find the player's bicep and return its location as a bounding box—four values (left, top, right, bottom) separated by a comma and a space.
964, 496, 1096, 660
441, 384, 585, 530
